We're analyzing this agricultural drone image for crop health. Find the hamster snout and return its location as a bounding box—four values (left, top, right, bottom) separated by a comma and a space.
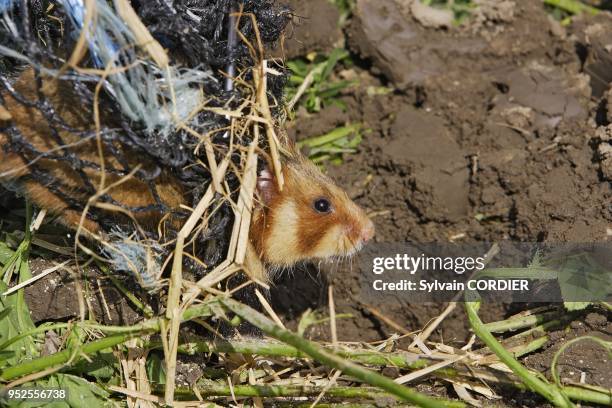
359, 217, 375, 243
340, 200, 375, 255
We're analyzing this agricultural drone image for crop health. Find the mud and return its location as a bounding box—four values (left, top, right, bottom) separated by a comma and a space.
24, 258, 142, 325
524, 311, 612, 389
275, 0, 612, 400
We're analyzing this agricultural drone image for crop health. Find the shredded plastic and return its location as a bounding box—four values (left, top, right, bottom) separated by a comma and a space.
0, 0, 289, 288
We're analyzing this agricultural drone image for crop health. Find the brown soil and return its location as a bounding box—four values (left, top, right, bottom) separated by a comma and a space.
24, 258, 142, 325
274, 0, 343, 59
273, 0, 612, 402
524, 311, 611, 389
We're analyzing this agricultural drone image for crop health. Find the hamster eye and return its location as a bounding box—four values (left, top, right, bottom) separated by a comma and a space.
313, 198, 332, 214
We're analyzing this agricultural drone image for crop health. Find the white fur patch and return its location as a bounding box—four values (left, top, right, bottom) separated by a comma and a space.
264, 199, 300, 266
310, 224, 346, 259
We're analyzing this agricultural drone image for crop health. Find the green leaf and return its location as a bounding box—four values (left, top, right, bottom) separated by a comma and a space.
0, 350, 15, 365
5, 400, 69, 408
310, 146, 356, 156
0, 242, 15, 265
53, 374, 111, 408
288, 75, 306, 85
285, 49, 353, 113
321, 48, 349, 81
13, 251, 37, 359
70, 352, 119, 382
3, 374, 111, 408
65, 325, 87, 350
345, 132, 363, 148
297, 309, 352, 335
310, 153, 332, 164
0, 305, 13, 322
286, 60, 310, 77
318, 80, 354, 99
556, 256, 610, 310
0, 281, 37, 366
298, 124, 363, 164
563, 302, 592, 311
298, 124, 360, 148
297, 309, 319, 336
146, 352, 166, 385
306, 95, 322, 112
543, 0, 599, 15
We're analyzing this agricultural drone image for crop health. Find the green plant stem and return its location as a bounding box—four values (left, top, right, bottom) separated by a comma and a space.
158, 383, 462, 407
311, 154, 332, 163
0, 318, 167, 352
147, 339, 431, 370
152, 337, 611, 404
177, 380, 612, 406
274, 404, 410, 408
563, 385, 612, 405
543, 0, 599, 15
181, 383, 399, 399
297, 124, 360, 149
0, 323, 70, 351
1, 238, 28, 284
0, 331, 141, 381
96, 261, 154, 318
507, 314, 574, 341
0, 302, 214, 381
514, 336, 549, 358
221, 297, 463, 408
465, 301, 572, 407
484, 310, 561, 333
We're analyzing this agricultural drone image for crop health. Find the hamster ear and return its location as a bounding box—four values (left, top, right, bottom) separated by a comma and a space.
257, 166, 278, 207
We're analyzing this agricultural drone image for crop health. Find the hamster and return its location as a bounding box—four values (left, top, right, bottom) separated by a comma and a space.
250, 154, 374, 269
0, 69, 374, 277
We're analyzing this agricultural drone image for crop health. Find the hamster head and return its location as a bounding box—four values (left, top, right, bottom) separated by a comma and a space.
250, 155, 375, 269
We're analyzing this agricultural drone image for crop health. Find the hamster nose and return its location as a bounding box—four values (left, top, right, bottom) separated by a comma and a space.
361, 219, 375, 242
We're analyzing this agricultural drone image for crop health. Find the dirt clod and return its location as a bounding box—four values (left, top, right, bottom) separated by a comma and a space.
384, 106, 470, 222
277, 0, 343, 59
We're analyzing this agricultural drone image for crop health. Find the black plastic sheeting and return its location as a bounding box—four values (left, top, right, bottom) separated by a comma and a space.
0, 0, 290, 282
